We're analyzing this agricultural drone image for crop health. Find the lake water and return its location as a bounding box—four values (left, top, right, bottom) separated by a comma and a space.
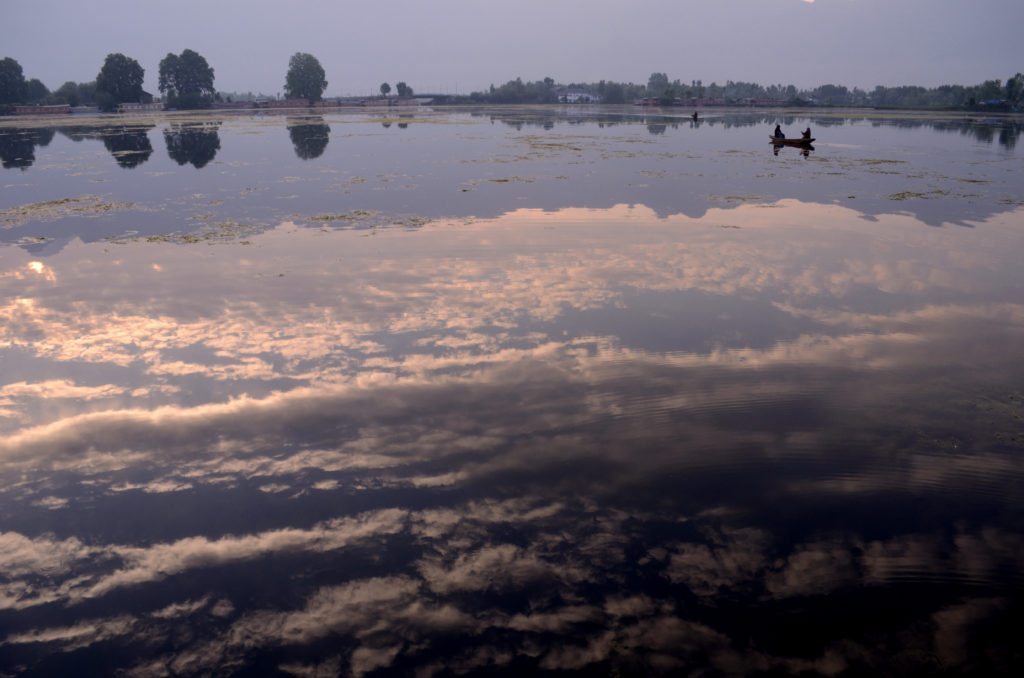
1, 108, 1023, 675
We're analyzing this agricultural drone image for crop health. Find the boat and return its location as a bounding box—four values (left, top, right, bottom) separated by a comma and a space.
770, 137, 815, 145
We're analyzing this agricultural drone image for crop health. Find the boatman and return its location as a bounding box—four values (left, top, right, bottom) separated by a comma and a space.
774, 124, 784, 139
802, 127, 812, 139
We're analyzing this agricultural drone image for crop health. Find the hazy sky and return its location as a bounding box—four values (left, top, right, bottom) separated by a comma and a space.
6, 0, 1023, 96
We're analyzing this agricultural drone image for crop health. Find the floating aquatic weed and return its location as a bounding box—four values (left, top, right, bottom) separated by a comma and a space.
0, 195, 134, 228
139, 220, 261, 245
887, 190, 949, 200
710, 194, 769, 204
488, 176, 535, 184
310, 210, 378, 221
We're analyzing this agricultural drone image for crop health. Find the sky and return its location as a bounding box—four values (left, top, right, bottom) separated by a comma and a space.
5, 0, 1023, 96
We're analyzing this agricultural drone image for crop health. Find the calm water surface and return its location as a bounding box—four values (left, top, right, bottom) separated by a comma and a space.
1, 108, 1023, 675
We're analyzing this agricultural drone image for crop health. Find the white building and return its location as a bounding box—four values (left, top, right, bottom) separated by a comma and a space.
557, 90, 602, 104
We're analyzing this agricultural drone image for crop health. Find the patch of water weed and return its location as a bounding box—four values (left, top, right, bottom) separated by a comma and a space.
357, 116, 456, 125
310, 210, 378, 222
311, 211, 433, 231
396, 215, 432, 228
520, 136, 585, 153
131, 220, 260, 245
710, 194, 768, 204
887, 190, 949, 201
1, 195, 134, 228
489, 176, 535, 184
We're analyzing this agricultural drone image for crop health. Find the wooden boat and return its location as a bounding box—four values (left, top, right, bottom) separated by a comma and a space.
770, 137, 815, 145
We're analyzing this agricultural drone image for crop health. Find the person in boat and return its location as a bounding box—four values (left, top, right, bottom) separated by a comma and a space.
773, 124, 784, 139
692, 111, 699, 121
801, 127, 812, 139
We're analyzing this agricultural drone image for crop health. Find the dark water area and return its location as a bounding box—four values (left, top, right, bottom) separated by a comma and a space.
1, 108, 1023, 676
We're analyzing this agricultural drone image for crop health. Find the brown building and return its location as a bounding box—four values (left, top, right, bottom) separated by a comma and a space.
14, 104, 72, 115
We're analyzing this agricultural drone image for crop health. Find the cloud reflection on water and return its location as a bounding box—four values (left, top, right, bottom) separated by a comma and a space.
1, 200, 1023, 673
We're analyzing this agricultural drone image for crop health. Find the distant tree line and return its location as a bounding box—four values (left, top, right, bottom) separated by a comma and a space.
3, 52, 1020, 113
470, 71, 1024, 110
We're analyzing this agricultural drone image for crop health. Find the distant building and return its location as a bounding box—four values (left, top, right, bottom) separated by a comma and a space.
214, 101, 257, 110
120, 102, 164, 113
13, 104, 71, 115
256, 99, 312, 109
556, 89, 601, 104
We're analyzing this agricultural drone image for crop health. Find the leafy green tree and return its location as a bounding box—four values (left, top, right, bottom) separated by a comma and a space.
603, 82, 626, 104
158, 49, 216, 109
396, 81, 412, 98
1005, 73, 1023, 105
811, 84, 849, 106
53, 81, 81, 107
380, 82, 391, 98
96, 53, 145, 111
25, 78, 49, 103
0, 57, 27, 105
77, 81, 98, 106
284, 53, 327, 102
647, 72, 669, 96
474, 77, 565, 104
976, 79, 1003, 102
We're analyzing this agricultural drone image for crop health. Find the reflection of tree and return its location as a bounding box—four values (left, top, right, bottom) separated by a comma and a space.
998, 124, 1019, 151
102, 126, 154, 168
55, 127, 95, 143
476, 110, 1024, 150
877, 118, 1023, 150
287, 117, 330, 160
164, 122, 221, 168
0, 128, 55, 170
